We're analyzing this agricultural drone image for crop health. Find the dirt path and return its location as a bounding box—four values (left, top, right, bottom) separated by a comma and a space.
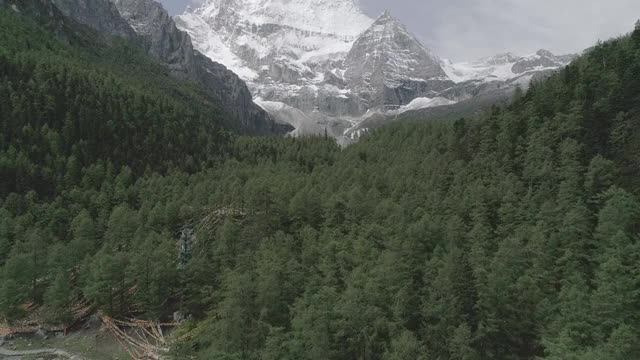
0, 342, 86, 359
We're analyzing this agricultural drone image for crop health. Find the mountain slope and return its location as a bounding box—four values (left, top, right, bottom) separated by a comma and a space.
174, 0, 371, 86
175, 0, 373, 122
0, 0, 237, 189
343, 11, 452, 111
111, 0, 288, 134
177, 23, 640, 359
1, 4, 640, 359
176, 0, 574, 140
48, 0, 285, 135
51, 0, 137, 39
442, 49, 576, 84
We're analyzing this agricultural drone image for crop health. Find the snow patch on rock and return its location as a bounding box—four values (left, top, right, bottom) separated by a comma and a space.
442, 50, 575, 84
396, 97, 457, 113
173, 0, 575, 141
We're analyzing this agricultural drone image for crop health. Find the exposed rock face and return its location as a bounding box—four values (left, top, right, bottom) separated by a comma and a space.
175, 0, 374, 119
112, 0, 285, 134
442, 50, 575, 86
511, 49, 576, 74
323, 71, 346, 88
112, 0, 193, 74
51, 0, 137, 39
174, 0, 372, 82
255, 99, 351, 138
343, 11, 452, 110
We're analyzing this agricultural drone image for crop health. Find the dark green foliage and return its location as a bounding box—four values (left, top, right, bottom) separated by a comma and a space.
44, 271, 73, 324
2, 6, 640, 360
0, 6, 231, 197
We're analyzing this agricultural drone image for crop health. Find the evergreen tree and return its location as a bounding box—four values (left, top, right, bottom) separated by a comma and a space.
44, 271, 73, 324
383, 330, 428, 360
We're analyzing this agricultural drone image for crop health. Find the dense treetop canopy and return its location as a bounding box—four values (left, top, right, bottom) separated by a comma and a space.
2, 5, 640, 360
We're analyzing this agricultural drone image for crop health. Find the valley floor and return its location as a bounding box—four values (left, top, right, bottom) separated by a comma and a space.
0, 328, 129, 360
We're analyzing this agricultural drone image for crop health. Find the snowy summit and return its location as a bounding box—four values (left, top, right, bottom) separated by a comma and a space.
174, 0, 575, 141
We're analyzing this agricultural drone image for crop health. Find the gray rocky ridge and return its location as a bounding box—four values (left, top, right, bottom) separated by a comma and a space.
343, 11, 453, 111
112, 0, 288, 134
511, 49, 576, 74
51, 0, 137, 39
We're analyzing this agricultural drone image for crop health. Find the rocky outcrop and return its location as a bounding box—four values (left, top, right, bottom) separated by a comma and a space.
111, 0, 286, 135
51, 0, 137, 39
112, 0, 193, 73
323, 71, 346, 89
511, 49, 575, 74
344, 11, 452, 110
175, 0, 373, 120
3, 0, 125, 44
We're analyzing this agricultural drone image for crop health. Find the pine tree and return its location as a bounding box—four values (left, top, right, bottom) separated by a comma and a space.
255, 232, 302, 329
68, 209, 98, 261
591, 232, 640, 339
633, 20, 640, 43
203, 267, 263, 357
0, 277, 25, 322
104, 204, 139, 251
383, 330, 428, 360
44, 271, 73, 324
286, 287, 340, 360
129, 232, 178, 319
0, 208, 12, 266
543, 274, 595, 358
83, 251, 129, 316
450, 323, 479, 360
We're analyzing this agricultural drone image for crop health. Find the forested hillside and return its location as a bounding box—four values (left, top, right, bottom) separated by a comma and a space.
2, 3, 640, 359
0, 3, 234, 197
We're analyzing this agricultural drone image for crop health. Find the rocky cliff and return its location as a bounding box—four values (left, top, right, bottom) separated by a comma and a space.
343, 11, 453, 111
112, 0, 286, 134
51, 0, 137, 39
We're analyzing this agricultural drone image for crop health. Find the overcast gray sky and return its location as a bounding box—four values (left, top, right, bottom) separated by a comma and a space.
158, 0, 640, 61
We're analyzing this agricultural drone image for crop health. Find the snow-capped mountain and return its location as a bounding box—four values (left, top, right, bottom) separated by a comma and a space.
343, 11, 452, 111
174, 0, 371, 84
442, 49, 576, 84
175, 0, 373, 121
174, 0, 575, 141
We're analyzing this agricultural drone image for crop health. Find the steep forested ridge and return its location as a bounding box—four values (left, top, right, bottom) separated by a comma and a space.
2, 4, 640, 359
0, 3, 234, 197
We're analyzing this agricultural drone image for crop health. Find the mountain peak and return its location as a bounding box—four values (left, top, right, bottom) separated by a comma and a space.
175, 0, 571, 139
374, 9, 398, 24
477, 52, 519, 65
536, 49, 555, 57
51, 0, 137, 39
344, 8, 448, 107
191, 0, 373, 37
